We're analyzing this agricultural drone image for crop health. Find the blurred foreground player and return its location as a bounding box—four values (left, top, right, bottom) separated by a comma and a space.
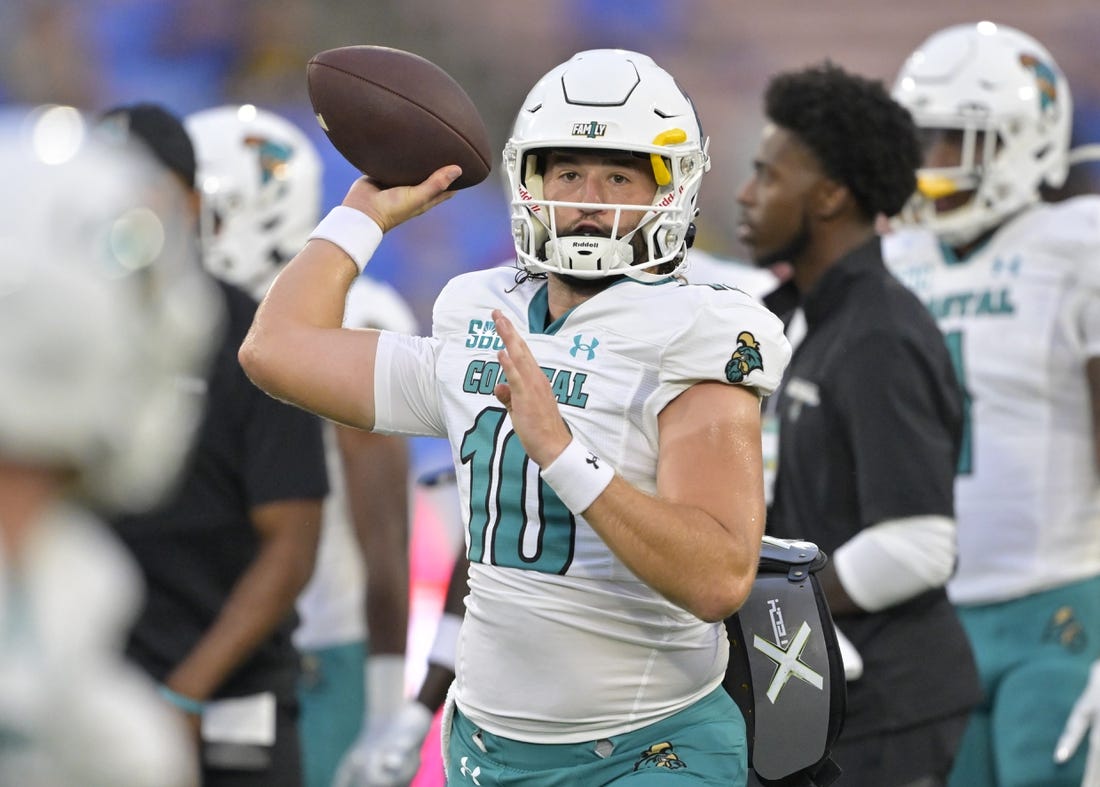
0, 104, 222, 786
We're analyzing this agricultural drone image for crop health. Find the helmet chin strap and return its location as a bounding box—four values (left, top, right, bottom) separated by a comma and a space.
544, 234, 634, 277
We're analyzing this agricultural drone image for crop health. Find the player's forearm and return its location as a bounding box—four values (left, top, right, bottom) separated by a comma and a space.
339, 427, 412, 655
583, 478, 762, 622
164, 523, 318, 699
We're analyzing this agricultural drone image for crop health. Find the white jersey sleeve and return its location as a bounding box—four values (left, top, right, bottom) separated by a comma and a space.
661, 284, 789, 399
372, 332, 447, 438
1043, 197, 1100, 358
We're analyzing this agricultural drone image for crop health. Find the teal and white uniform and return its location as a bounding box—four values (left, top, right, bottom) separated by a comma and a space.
372, 266, 789, 752
884, 196, 1100, 787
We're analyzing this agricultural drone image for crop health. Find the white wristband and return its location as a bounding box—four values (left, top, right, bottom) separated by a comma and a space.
539, 438, 614, 514
308, 205, 383, 273
427, 612, 462, 672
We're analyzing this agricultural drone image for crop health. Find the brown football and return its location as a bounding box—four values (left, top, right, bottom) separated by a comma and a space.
307, 45, 492, 190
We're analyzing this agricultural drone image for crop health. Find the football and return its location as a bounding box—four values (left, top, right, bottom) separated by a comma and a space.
306, 45, 492, 190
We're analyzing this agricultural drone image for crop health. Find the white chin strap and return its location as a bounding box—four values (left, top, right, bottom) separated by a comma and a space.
544, 235, 635, 278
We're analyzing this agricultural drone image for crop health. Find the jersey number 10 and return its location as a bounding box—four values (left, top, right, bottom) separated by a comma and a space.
460, 407, 576, 574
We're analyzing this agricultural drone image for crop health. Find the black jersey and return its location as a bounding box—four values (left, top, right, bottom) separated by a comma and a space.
765, 237, 980, 739
114, 280, 328, 703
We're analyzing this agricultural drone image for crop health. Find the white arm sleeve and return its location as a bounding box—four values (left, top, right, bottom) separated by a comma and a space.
833, 515, 957, 612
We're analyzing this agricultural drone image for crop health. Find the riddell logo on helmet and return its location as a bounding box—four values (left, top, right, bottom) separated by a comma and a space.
571, 122, 607, 139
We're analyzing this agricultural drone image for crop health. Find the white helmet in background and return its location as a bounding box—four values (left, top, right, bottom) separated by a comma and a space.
892, 22, 1072, 246
186, 104, 322, 300
504, 49, 710, 281
0, 105, 223, 511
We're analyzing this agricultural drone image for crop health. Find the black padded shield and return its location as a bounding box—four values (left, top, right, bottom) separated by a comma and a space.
724, 538, 845, 786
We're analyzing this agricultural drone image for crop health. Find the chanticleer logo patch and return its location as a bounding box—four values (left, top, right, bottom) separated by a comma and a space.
725, 331, 764, 383
634, 741, 687, 771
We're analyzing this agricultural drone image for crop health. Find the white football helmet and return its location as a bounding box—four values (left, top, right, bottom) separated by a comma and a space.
0, 105, 222, 511
892, 22, 1072, 246
504, 49, 710, 281
186, 104, 322, 300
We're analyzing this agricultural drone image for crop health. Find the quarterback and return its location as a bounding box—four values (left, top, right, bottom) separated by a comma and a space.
242, 49, 790, 786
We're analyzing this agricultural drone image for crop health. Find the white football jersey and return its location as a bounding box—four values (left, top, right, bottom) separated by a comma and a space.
373, 266, 790, 742
883, 197, 1100, 605
293, 276, 418, 650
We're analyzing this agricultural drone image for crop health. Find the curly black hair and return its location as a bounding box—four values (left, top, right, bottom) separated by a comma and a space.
764, 61, 920, 220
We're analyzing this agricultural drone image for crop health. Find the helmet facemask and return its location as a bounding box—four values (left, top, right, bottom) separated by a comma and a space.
504, 49, 710, 282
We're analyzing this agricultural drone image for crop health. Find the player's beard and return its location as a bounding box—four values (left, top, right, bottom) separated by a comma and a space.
754, 212, 811, 269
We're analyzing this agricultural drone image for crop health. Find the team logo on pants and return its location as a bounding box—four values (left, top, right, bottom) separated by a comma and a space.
1045, 605, 1086, 653
634, 741, 687, 771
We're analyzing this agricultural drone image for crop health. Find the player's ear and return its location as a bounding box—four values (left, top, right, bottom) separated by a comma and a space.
812, 178, 849, 221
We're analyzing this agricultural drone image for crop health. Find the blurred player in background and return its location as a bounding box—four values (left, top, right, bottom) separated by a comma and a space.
104, 102, 328, 787
185, 103, 422, 787
0, 103, 223, 786
739, 62, 981, 786
241, 48, 791, 786
336, 467, 468, 787
887, 22, 1100, 787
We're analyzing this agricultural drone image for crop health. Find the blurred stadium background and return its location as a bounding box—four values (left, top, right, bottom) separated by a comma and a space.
4, 3, 1094, 783
4, 0, 1096, 332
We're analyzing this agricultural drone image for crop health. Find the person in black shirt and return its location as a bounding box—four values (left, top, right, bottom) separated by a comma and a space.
105, 103, 328, 787
736, 63, 981, 786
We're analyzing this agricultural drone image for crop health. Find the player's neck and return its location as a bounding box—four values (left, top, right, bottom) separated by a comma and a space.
792, 222, 876, 295
547, 274, 615, 322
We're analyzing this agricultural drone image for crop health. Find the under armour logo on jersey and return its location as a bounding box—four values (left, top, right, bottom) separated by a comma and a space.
586, 452, 600, 470
570, 334, 599, 361
991, 254, 1022, 276
459, 756, 482, 784
753, 619, 824, 703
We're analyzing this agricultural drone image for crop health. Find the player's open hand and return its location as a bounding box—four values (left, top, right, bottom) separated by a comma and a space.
491, 309, 572, 468
340, 166, 461, 232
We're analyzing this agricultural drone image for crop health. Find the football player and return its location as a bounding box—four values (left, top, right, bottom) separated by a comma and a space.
0, 104, 222, 786
886, 22, 1100, 787
240, 49, 791, 786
